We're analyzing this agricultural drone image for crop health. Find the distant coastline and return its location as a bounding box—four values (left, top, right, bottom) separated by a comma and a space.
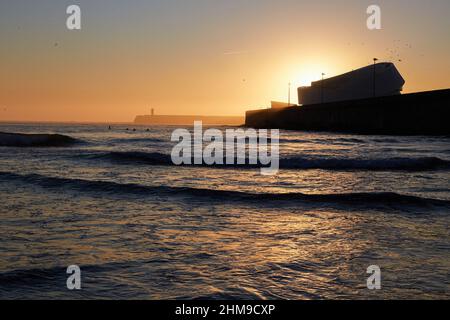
0, 115, 245, 126
0, 120, 133, 125
134, 115, 244, 126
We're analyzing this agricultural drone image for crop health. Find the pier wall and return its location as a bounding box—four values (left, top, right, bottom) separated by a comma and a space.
245, 89, 450, 135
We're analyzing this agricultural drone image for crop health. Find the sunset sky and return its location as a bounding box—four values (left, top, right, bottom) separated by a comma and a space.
1, 0, 449, 122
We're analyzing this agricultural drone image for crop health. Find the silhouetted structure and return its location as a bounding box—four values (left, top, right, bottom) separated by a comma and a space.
246, 89, 450, 135
270, 101, 296, 109
298, 63, 404, 105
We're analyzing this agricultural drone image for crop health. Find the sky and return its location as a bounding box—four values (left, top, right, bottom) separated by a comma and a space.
0, 0, 449, 122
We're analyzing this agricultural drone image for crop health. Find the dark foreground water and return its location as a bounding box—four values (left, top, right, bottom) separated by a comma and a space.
0, 123, 449, 299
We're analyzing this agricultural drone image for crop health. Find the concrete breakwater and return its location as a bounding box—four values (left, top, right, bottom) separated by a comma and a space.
245, 89, 450, 135
135, 115, 244, 126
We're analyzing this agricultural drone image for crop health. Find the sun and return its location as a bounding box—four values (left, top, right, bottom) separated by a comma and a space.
291, 67, 326, 88
285, 60, 339, 89
274, 60, 338, 103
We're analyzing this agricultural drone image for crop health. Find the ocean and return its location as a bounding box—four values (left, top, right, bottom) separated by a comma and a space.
0, 123, 449, 299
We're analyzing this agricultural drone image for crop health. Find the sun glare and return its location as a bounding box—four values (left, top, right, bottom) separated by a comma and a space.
290, 64, 334, 88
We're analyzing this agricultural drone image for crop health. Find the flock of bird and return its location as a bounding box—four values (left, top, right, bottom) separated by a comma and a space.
347, 39, 425, 64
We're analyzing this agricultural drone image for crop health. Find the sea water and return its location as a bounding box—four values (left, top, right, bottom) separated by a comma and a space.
0, 123, 449, 299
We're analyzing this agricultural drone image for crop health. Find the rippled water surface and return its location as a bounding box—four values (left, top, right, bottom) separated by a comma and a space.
0, 123, 449, 299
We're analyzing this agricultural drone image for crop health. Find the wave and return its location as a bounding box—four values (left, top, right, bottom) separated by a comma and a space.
1, 171, 449, 207
0, 132, 80, 147
187, 288, 266, 300
85, 151, 172, 165
128, 137, 368, 145
82, 151, 450, 171
334, 137, 366, 144
0, 259, 148, 288
371, 138, 401, 143
0, 266, 67, 287
108, 137, 166, 144
280, 156, 450, 171
276, 137, 367, 144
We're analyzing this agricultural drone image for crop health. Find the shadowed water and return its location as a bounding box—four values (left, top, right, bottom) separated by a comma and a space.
0, 123, 449, 299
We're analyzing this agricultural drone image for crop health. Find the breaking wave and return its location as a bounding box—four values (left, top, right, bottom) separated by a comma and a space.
1, 171, 449, 207
280, 155, 450, 171
80, 151, 450, 171
0, 132, 80, 147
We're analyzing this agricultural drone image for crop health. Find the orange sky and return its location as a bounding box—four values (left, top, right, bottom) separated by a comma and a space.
1, 0, 449, 122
